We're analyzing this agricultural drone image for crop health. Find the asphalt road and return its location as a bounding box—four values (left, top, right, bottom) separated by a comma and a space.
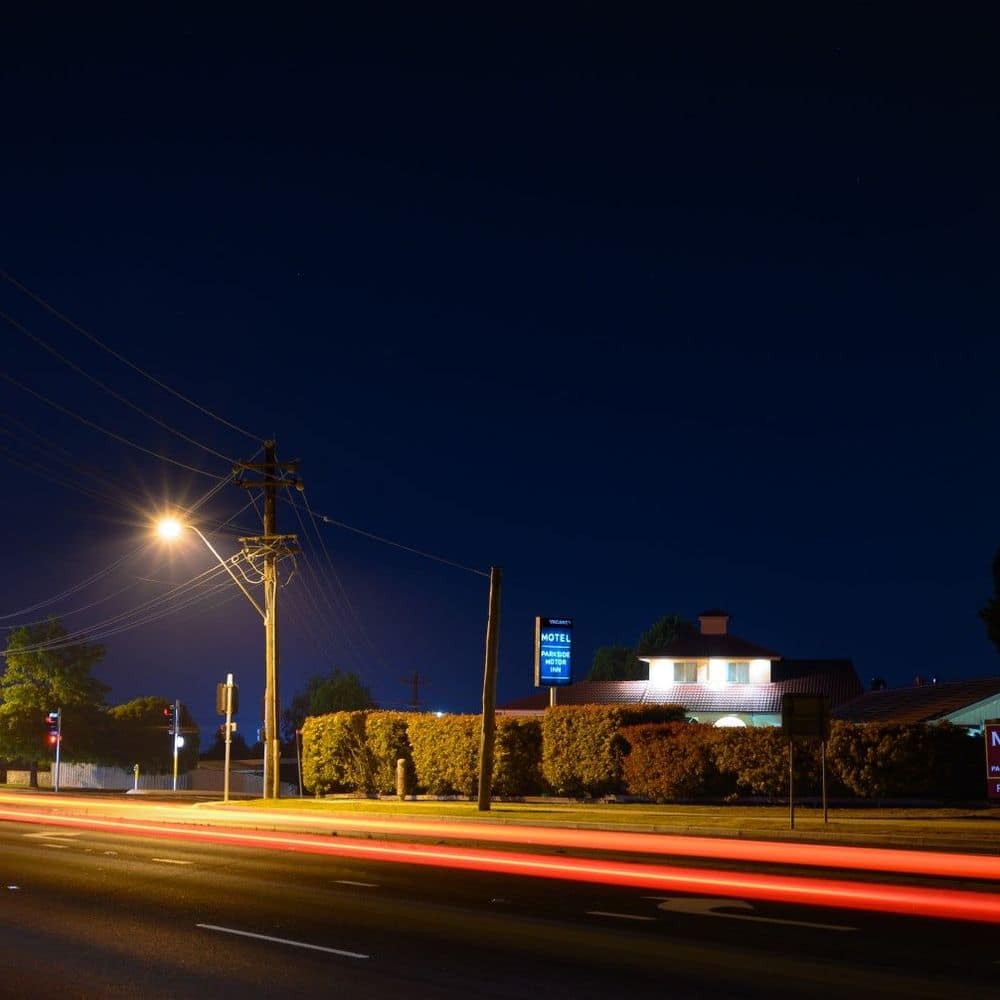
1, 818, 997, 998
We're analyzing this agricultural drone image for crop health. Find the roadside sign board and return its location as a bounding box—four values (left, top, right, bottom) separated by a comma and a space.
534, 616, 573, 687
780, 694, 830, 741
985, 721, 1000, 801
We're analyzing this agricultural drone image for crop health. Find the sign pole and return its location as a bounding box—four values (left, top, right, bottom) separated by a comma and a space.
224, 674, 234, 803
822, 739, 828, 823
788, 737, 795, 831
172, 698, 180, 792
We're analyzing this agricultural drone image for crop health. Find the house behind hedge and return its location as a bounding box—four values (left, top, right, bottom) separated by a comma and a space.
833, 676, 1000, 733
502, 609, 862, 727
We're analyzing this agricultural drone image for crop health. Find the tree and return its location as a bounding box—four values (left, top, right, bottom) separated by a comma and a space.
282, 669, 374, 740
586, 615, 697, 681
635, 614, 696, 655
107, 696, 200, 774
980, 546, 1000, 655
587, 646, 646, 681
200, 726, 250, 761
0, 621, 109, 783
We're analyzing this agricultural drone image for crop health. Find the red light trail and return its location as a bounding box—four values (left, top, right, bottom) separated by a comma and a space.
2, 806, 999, 925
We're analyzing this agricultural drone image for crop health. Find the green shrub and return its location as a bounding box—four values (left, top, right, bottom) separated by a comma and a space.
301, 711, 371, 794
541, 704, 687, 796
364, 711, 413, 794
621, 722, 724, 800
408, 713, 481, 795
827, 721, 982, 799
494, 718, 544, 796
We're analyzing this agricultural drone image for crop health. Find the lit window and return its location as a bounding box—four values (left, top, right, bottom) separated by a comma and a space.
727, 661, 750, 683
674, 661, 698, 683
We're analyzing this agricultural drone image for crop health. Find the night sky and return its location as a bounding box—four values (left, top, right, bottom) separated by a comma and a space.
2, 7, 998, 740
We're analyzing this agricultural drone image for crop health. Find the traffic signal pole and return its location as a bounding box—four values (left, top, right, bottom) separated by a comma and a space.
53, 708, 62, 794
172, 698, 180, 791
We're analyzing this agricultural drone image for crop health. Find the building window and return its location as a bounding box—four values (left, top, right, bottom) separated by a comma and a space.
673, 661, 698, 683
727, 661, 750, 683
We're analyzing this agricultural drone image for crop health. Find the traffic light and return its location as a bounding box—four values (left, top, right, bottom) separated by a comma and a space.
163, 703, 176, 736
45, 710, 60, 747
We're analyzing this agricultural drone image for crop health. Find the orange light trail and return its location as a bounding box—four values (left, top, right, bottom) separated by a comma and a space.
3, 807, 999, 925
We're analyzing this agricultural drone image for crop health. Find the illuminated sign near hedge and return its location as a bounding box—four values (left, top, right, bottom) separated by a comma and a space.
986, 721, 1000, 801
534, 616, 572, 687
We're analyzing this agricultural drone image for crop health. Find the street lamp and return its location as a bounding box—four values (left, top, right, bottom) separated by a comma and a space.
156, 516, 274, 797
156, 517, 264, 619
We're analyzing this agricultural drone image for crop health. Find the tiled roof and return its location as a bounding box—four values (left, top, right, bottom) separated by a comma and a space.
501, 681, 646, 711
638, 633, 782, 660
832, 677, 1000, 723
499, 663, 862, 714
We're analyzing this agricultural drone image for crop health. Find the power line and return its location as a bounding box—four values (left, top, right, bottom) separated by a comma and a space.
286, 495, 489, 578
0, 369, 229, 480
0, 544, 149, 621
285, 491, 370, 666
0, 268, 262, 442
1, 308, 238, 464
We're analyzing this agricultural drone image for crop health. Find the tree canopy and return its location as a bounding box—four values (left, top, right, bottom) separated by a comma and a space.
980, 546, 1000, 655
107, 696, 200, 773
586, 614, 696, 681
635, 614, 696, 655
282, 669, 374, 739
0, 621, 109, 765
587, 645, 645, 681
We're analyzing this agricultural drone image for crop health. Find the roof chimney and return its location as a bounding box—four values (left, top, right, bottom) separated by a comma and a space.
698, 610, 730, 636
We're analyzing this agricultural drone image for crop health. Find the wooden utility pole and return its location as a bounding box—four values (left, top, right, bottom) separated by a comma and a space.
477, 565, 502, 812
235, 441, 299, 799
401, 671, 429, 710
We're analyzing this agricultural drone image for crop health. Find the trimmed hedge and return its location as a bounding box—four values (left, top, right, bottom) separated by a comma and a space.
301, 711, 370, 794
301, 708, 986, 802
494, 718, 545, 796
408, 713, 480, 796
365, 711, 413, 794
621, 723, 725, 801
541, 704, 688, 796
827, 721, 982, 799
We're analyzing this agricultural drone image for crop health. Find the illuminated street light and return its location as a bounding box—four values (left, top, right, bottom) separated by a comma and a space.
155, 517, 264, 619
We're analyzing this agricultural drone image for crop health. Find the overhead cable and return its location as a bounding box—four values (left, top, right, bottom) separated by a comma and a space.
0, 268, 262, 442
1, 308, 238, 464
0, 369, 229, 480
284, 495, 489, 578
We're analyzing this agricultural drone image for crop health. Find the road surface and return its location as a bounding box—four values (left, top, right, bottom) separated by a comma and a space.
1, 816, 997, 997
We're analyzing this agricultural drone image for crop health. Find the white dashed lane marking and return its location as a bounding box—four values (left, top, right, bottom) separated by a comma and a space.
587, 911, 656, 922
333, 880, 379, 888
196, 924, 369, 959
150, 858, 193, 865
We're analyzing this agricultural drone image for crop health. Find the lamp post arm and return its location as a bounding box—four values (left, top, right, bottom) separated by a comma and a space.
191, 526, 266, 620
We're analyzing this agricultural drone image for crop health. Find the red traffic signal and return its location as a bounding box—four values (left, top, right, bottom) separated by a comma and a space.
45, 709, 60, 746
164, 702, 178, 735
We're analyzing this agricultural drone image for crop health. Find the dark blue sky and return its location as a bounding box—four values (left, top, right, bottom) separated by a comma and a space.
2, 6, 998, 738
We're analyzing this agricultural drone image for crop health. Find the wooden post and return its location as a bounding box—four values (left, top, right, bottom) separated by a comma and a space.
477, 566, 502, 812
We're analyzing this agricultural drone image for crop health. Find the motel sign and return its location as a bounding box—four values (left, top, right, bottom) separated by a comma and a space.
986, 722, 1000, 802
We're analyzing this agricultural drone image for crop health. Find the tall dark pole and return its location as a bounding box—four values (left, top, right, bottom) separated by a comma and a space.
262, 440, 280, 800
477, 565, 502, 812
234, 441, 299, 801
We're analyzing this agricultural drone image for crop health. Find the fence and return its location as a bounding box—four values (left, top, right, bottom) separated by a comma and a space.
5, 763, 297, 796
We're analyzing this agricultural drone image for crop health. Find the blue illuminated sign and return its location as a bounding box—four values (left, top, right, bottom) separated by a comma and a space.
534, 616, 572, 687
